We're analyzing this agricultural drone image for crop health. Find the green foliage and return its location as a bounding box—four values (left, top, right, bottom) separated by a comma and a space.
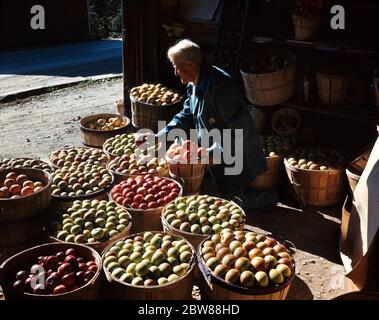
89, 0, 122, 39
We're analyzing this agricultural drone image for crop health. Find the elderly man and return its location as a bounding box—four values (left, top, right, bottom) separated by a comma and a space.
155, 39, 277, 211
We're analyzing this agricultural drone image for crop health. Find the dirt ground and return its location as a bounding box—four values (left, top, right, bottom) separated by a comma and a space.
0, 78, 351, 300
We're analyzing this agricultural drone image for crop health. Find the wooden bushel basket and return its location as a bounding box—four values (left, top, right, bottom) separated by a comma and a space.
0, 243, 102, 300
130, 94, 182, 133
114, 99, 125, 115
79, 113, 131, 148
167, 161, 206, 195
109, 178, 183, 233
284, 158, 345, 207
240, 50, 296, 106
248, 155, 284, 191
316, 73, 350, 106
101, 231, 196, 300
0, 168, 52, 223
292, 14, 322, 41
161, 196, 246, 251
197, 237, 295, 300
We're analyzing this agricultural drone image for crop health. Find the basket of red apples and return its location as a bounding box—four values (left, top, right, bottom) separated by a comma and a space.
165, 140, 208, 195
109, 174, 182, 233
0, 243, 102, 300
0, 168, 52, 223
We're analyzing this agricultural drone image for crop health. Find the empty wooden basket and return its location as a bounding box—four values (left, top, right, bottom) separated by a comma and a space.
167, 162, 206, 195
292, 14, 322, 41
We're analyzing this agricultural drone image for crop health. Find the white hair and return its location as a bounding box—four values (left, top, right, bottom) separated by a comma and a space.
167, 39, 203, 66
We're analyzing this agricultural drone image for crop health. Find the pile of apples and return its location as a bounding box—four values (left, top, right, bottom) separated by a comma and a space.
50, 200, 131, 244
49, 147, 109, 168
51, 163, 113, 197
165, 140, 208, 164
130, 83, 181, 106
108, 154, 168, 176
110, 175, 181, 210
103, 134, 137, 157
11, 247, 97, 295
162, 195, 245, 235
201, 230, 295, 289
86, 116, 128, 131
0, 171, 45, 199
286, 147, 346, 171
103, 232, 193, 286
0, 158, 53, 173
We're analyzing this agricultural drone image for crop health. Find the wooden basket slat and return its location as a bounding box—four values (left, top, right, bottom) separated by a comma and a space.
248, 155, 283, 190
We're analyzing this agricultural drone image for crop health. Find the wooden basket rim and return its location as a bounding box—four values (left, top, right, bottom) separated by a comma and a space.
284, 158, 344, 174
0, 242, 102, 298
315, 72, 353, 79
345, 167, 361, 180
197, 233, 296, 295
108, 177, 183, 213
161, 195, 247, 237
101, 231, 196, 289
0, 168, 52, 203
51, 171, 115, 202
79, 113, 131, 135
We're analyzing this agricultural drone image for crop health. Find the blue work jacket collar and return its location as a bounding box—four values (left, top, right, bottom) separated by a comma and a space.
186, 62, 213, 99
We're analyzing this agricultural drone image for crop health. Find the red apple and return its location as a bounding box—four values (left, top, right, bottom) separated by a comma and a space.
56, 252, 66, 262
122, 198, 132, 207
61, 273, 76, 287
13, 280, 24, 291
148, 202, 158, 209
157, 199, 166, 207
198, 147, 207, 158
139, 203, 148, 210
137, 187, 147, 196
76, 271, 85, 286
133, 194, 144, 204
65, 248, 77, 257
78, 263, 88, 272
46, 272, 61, 290
131, 202, 139, 209
87, 264, 98, 273
44, 255, 59, 270
58, 263, 73, 275
16, 270, 29, 282
53, 284, 68, 295
83, 270, 95, 283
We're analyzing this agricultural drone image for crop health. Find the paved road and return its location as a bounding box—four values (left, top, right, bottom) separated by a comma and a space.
0, 39, 123, 100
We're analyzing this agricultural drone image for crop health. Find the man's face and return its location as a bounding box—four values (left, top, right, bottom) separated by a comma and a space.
171, 59, 197, 84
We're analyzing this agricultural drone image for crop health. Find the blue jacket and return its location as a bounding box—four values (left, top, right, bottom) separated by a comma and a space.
158, 63, 267, 182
